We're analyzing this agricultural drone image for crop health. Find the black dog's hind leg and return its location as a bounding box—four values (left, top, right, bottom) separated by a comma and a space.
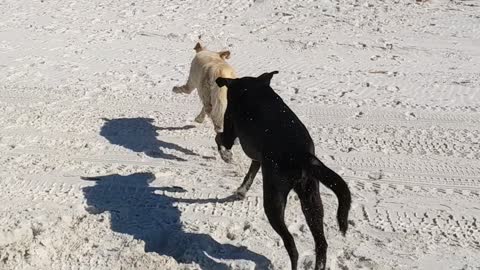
234, 160, 260, 199
262, 167, 298, 270
294, 178, 327, 270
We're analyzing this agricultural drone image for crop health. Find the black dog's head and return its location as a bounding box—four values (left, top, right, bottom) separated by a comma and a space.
215, 71, 279, 99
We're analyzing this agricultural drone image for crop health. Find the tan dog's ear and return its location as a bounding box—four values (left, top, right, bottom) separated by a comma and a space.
218, 50, 231, 60
194, 42, 205, 53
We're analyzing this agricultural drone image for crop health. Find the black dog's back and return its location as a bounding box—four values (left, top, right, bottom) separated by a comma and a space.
215, 71, 351, 270
225, 75, 314, 161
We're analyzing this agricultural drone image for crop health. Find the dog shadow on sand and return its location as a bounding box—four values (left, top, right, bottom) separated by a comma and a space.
100, 117, 212, 161
82, 172, 271, 270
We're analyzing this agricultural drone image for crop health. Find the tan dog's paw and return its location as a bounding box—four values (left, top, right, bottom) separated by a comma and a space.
194, 114, 206, 123
214, 125, 223, 133
172, 86, 184, 93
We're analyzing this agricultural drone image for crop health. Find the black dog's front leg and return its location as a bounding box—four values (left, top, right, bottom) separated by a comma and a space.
234, 160, 261, 199
215, 104, 237, 163
215, 132, 235, 163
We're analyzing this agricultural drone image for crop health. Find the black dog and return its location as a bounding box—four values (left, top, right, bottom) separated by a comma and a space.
215, 71, 352, 270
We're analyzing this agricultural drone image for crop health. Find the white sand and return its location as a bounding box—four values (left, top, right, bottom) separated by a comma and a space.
1, 0, 479, 269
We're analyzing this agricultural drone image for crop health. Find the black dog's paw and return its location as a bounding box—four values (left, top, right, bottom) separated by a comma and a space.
233, 187, 247, 200
219, 147, 233, 163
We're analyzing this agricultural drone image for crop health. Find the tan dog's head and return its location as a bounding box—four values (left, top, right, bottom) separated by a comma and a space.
194, 42, 231, 60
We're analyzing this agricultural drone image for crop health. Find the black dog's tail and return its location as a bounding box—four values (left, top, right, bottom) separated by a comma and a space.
307, 154, 351, 235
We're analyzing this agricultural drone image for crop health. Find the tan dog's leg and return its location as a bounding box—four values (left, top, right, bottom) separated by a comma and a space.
197, 83, 213, 123
194, 107, 207, 123
172, 82, 195, 94
173, 71, 196, 94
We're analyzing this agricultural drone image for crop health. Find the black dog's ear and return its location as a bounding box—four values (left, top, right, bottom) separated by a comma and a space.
258, 71, 279, 85
216, 77, 233, 88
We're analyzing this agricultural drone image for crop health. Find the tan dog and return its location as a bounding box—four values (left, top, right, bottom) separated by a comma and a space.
173, 42, 236, 133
